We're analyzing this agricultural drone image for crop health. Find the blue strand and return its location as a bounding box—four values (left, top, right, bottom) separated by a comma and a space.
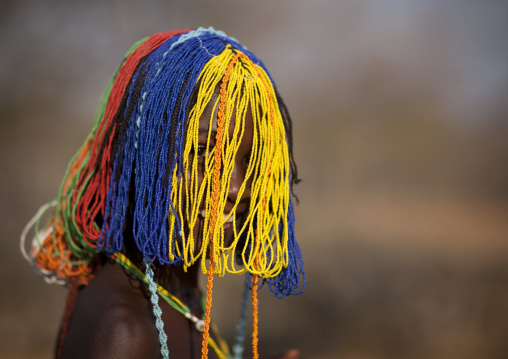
233, 278, 251, 359
132, 32, 246, 264
144, 259, 169, 359
266, 184, 306, 298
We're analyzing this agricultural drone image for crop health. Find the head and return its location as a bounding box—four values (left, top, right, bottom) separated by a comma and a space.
30, 28, 304, 297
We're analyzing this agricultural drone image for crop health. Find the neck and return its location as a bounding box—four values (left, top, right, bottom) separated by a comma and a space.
120, 230, 203, 314
151, 260, 203, 315
154, 261, 199, 293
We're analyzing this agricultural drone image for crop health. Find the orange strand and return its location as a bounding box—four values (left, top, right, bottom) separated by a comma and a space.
202, 49, 244, 359
201, 245, 215, 359
252, 273, 259, 359
32, 140, 95, 284
33, 221, 92, 285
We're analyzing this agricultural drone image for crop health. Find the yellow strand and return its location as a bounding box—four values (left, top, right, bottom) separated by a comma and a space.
202, 49, 243, 359
208, 335, 228, 359
167, 45, 291, 281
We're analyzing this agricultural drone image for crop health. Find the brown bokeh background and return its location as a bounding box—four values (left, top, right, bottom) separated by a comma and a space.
2, 1, 508, 358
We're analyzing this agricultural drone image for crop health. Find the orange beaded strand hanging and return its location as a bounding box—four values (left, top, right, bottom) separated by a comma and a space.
252, 270, 260, 359
201, 51, 244, 359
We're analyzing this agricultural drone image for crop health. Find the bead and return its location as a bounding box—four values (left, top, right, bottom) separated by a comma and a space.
195, 319, 205, 332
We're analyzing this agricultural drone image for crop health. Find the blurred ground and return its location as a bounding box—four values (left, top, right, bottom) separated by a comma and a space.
1, 1, 508, 358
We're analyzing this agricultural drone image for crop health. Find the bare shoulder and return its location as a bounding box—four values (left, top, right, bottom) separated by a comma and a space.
62, 263, 160, 359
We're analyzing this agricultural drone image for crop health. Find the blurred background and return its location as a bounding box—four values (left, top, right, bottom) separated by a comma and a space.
1, 0, 508, 358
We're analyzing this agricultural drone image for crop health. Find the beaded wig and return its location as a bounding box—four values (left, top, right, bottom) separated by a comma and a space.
21, 28, 305, 358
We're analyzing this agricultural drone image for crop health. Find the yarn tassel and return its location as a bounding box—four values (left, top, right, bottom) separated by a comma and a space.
23, 27, 305, 295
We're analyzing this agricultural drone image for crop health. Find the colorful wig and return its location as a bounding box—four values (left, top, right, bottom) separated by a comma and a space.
22, 27, 305, 358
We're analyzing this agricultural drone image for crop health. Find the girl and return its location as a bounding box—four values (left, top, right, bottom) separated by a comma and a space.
22, 28, 305, 359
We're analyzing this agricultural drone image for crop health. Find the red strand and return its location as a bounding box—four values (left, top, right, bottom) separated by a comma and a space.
72, 30, 188, 247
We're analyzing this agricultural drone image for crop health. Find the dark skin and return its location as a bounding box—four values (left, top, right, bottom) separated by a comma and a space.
61, 99, 300, 359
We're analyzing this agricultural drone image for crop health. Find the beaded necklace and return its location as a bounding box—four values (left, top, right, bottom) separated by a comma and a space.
112, 253, 232, 359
